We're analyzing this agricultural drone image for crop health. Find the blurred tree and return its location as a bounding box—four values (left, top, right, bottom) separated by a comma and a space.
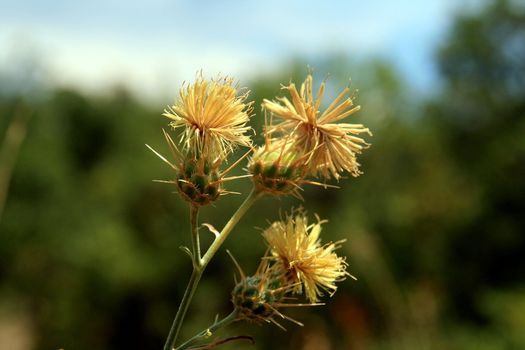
429, 0, 525, 323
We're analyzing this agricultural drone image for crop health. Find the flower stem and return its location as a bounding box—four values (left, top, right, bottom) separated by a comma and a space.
163, 189, 261, 350
190, 205, 201, 263
163, 268, 203, 350
175, 311, 238, 350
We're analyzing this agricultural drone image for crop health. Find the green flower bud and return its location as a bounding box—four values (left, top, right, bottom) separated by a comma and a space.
248, 147, 304, 196
176, 157, 221, 206
231, 274, 285, 322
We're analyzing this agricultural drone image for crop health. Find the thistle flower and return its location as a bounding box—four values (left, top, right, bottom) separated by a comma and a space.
248, 142, 306, 198
262, 211, 352, 303
262, 74, 372, 180
163, 74, 253, 160
146, 130, 250, 206
247, 118, 337, 198
229, 253, 318, 330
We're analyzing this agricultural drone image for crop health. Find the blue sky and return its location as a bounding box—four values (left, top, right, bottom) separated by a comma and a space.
0, 0, 483, 101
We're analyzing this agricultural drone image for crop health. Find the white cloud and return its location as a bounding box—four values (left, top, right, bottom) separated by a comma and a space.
0, 0, 470, 100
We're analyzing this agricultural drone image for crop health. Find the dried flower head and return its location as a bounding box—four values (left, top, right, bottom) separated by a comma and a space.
248, 117, 338, 198
248, 142, 306, 198
163, 74, 253, 160
229, 253, 319, 330
262, 74, 372, 180
146, 130, 250, 207
262, 211, 352, 303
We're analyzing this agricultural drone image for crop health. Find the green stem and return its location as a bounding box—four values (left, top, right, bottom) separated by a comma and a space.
163, 205, 202, 350
190, 205, 201, 263
175, 311, 238, 350
163, 268, 203, 350
163, 189, 261, 350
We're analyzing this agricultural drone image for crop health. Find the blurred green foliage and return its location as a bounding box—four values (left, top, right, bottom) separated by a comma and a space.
1, 0, 524, 349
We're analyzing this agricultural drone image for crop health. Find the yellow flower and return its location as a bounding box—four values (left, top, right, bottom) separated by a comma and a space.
163, 74, 253, 159
262, 211, 352, 303
262, 74, 372, 180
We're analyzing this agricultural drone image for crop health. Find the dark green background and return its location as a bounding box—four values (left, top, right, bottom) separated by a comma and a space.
1, 0, 524, 349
